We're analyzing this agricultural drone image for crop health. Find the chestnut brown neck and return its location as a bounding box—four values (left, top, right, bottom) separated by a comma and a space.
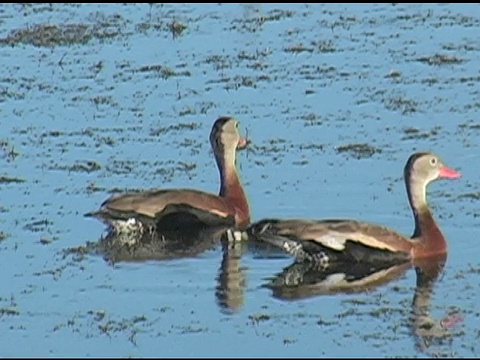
215, 148, 250, 228
406, 176, 447, 255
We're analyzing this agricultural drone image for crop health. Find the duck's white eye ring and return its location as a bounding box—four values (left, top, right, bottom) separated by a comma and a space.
430, 157, 437, 166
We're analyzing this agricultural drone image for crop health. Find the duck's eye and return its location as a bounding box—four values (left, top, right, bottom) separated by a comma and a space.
235, 121, 239, 128
430, 157, 437, 166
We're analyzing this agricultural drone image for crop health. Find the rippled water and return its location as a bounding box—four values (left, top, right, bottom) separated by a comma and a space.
1, 3, 479, 357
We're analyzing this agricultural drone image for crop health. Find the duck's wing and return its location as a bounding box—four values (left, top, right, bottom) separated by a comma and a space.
247, 218, 413, 263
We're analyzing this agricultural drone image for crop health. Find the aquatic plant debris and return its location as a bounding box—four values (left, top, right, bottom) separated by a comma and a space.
335, 143, 382, 159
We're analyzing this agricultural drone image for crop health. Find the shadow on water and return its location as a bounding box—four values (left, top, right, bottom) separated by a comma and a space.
262, 252, 464, 356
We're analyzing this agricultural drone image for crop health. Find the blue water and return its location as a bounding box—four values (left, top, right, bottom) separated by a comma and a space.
0, 3, 479, 357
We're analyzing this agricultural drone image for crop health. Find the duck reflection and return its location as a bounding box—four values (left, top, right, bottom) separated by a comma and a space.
264, 260, 411, 300
410, 255, 463, 356
94, 225, 230, 263
214, 237, 291, 314
94, 225, 251, 314
215, 240, 248, 314
263, 253, 463, 355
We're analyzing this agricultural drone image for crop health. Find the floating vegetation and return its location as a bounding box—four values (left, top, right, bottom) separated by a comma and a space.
416, 54, 464, 66
149, 122, 200, 136
458, 123, 480, 130
299, 143, 324, 151
223, 74, 271, 90
296, 64, 337, 81
237, 48, 271, 61
284, 40, 334, 54
178, 102, 215, 116
0, 13, 128, 47
92, 95, 116, 107
385, 70, 401, 78
229, 75, 255, 89
385, 96, 418, 115
459, 192, 480, 201
0, 307, 19, 316
231, 9, 295, 32
49, 160, 102, 173
284, 44, 314, 53
40, 237, 53, 245
137, 64, 191, 79
23, 219, 53, 232
317, 317, 339, 326
176, 161, 196, 172
205, 54, 232, 71
0, 176, 25, 184
298, 113, 322, 126
292, 159, 308, 166
41, 130, 64, 137
62, 242, 97, 261
135, 18, 187, 38
0, 23, 91, 47
442, 42, 479, 52
249, 313, 271, 323
52, 310, 153, 345
315, 39, 336, 53
335, 143, 381, 159
169, 19, 187, 38
105, 160, 135, 175
70, 160, 102, 173
0, 232, 8, 241
401, 126, 441, 140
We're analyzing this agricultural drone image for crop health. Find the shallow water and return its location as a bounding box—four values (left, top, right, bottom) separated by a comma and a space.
0, 3, 479, 357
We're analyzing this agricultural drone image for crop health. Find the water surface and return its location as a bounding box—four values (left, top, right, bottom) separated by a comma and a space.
0, 3, 479, 357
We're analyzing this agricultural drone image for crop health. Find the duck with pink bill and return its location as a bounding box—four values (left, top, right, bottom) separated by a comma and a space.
244, 152, 461, 265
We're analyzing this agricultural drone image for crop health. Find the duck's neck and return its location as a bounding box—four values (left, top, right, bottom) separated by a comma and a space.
407, 177, 447, 255
216, 148, 250, 228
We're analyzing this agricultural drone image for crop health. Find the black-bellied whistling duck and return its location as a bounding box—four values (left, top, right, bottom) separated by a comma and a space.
85, 117, 251, 235
245, 152, 460, 265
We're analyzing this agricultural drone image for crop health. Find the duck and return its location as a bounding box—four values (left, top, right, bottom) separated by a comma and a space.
85, 116, 251, 235
244, 152, 460, 265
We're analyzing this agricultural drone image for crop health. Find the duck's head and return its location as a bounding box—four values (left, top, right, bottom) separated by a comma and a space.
210, 117, 247, 157
404, 152, 461, 188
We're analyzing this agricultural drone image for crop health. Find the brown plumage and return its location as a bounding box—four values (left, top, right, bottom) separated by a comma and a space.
85, 117, 251, 234
246, 152, 460, 264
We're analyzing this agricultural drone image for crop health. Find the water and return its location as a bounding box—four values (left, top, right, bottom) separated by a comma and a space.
0, 3, 479, 357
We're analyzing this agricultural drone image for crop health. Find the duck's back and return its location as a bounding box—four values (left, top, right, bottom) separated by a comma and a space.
86, 188, 236, 230
247, 218, 413, 264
